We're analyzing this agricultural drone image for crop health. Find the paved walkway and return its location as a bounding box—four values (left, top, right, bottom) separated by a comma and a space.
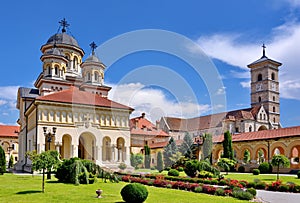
256, 190, 300, 203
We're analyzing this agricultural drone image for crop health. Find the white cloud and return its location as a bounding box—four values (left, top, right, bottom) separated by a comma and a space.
216, 87, 226, 95
0, 100, 7, 106
240, 81, 251, 88
108, 82, 211, 122
195, 21, 300, 100
0, 86, 19, 100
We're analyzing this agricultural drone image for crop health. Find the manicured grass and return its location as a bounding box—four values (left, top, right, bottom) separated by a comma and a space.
224, 173, 300, 185
0, 173, 245, 203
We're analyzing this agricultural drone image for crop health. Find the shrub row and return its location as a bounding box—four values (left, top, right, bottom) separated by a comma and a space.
121, 175, 254, 201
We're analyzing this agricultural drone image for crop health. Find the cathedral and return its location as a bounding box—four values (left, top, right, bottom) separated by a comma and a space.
15, 19, 133, 172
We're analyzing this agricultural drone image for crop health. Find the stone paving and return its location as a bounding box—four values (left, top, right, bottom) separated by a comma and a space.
256, 190, 300, 203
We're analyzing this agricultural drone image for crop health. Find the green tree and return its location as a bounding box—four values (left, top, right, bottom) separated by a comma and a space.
258, 149, 264, 164
202, 133, 213, 163
130, 153, 143, 168
144, 145, 151, 168
222, 131, 234, 159
163, 137, 178, 167
179, 132, 195, 159
0, 146, 6, 175
8, 154, 14, 168
271, 154, 290, 180
217, 158, 236, 175
26, 150, 60, 192
243, 149, 250, 163
156, 151, 164, 172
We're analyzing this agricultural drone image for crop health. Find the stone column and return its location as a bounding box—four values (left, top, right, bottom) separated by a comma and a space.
72, 144, 78, 158
125, 146, 130, 165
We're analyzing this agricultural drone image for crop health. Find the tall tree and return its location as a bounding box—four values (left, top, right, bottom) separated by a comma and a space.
130, 153, 143, 168
0, 146, 6, 175
144, 145, 151, 169
202, 133, 213, 163
271, 154, 290, 180
179, 132, 195, 159
26, 150, 60, 192
8, 154, 14, 168
243, 149, 250, 163
163, 137, 178, 167
222, 131, 234, 159
156, 151, 164, 172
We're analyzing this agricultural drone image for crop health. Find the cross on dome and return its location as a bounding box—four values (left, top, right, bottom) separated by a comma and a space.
262, 43, 266, 58
59, 18, 70, 33
89, 41, 97, 55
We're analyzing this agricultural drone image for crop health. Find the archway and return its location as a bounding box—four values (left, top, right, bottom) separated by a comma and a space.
258, 125, 267, 131
61, 134, 72, 159
102, 137, 112, 161
116, 137, 125, 162
78, 132, 96, 161
256, 148, 267, 164
291, 146, 300, 165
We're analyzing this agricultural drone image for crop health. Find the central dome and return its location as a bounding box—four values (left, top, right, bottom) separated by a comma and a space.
46, 32, 79, 47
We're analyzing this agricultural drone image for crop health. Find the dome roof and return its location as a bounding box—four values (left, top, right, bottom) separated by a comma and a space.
45, 47, 64, 56
85, 54, 101, 63
46, 32, 79, 47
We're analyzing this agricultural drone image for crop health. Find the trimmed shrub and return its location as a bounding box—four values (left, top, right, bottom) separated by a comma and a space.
119, 163, 127, 170
177, 166, 184, 172
234, 190, 254, 200
258, 162, 272, 174
238, 165, 245, 173
215, 188, 225, 196
252, 169, 260, 175
121, 183, 148, 203
198, 170, 214, 178
194, 186, 203, 193
297, 171, 300, 179
165, 167, 171, 171
184, 160, 198, 177
211, 179, 218, 185
246, 188, 257, 197
0, 146, 6, 175
247, 182, 256, 188
255, 182, 266, 189
279, 184, 289, 192
150, 166, 156, 170
168, 169, 179, 177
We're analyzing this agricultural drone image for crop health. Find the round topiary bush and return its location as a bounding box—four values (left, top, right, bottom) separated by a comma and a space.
177, 166, 184, 172
246, 188, 257, 197
258, 162, 272, 174
168, 169, 179, 176
252, 169, 260, 175
121, 183, 148, 203
238, 165, 245, 173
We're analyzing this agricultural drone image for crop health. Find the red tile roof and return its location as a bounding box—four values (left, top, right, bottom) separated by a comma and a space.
130, 114, 169, 137
0, 125, 19, 137
213, 125, 300, 143
148, 139, 183, 149
36, 86, 133, 110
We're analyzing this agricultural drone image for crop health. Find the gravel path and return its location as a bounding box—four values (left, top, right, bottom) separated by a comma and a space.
256, 190, 300, 203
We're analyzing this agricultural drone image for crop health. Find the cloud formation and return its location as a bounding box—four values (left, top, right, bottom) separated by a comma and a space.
108, 82, 211, 122
196, 21, 300, 100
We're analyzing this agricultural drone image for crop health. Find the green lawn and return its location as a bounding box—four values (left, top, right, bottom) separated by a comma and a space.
0, 173, 246, 203
224, 173, 300, 185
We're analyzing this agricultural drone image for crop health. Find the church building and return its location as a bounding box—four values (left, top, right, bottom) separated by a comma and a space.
159, 44, 282, 140
15, 19, 133, 172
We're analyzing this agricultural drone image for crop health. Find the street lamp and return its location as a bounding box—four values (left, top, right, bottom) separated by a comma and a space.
43, 126, 57, 151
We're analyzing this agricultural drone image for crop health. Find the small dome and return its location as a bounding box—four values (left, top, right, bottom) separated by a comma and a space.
85, 54, 101, 63
46, 32, 79, 47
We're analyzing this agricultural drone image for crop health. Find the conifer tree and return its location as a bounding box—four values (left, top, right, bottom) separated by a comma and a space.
163, 137, 178, 167
179, 132, 195, 159
202, 133, 213, 162
156, 151, 164, 172
0, 146, 6, 175
144, 145, 151, 168
222, 131, 234, 159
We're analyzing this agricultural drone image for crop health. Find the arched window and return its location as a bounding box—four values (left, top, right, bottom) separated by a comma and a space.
65, 55, 69, 68
273, 96, 275, 101
47, 66, 51, 75
260, 113, 262, 120
273, 117, 276, 123
73, 57, 78, 71
249, 126, 252, 132
263, 114, 266, 120
55, 66, 58, 76
87, 72, 91, 81
94, 73, 98, 81
257, 74, 262, 81
258, 96, 262, 102
271, 72, 275, 80
273, 106, 275, 112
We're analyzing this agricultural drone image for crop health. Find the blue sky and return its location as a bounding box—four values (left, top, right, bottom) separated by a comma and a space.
0, 0, 300, 127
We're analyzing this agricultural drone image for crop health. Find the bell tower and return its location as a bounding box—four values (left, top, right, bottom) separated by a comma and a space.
248, 44, 282, 129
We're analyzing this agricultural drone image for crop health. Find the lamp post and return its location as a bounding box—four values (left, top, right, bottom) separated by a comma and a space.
43, 126, 57, 151
42, 126, 57, 180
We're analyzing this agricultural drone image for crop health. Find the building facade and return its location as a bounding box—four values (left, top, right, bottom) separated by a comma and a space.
16, 19, 133, 172
0, 125, 19, 165
159, 46, 281, 141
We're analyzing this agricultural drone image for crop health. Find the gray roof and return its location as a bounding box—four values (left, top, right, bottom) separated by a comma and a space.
85, 54, 101, 63
19, 87, 39, 98
248, 56, 282, 67
44, 47, 64, 56
46, 33, 79, 47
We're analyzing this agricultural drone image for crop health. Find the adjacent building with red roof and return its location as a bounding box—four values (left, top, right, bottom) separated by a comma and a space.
0, 125, 19, 164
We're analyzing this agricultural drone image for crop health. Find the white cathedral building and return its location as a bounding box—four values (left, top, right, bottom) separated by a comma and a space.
15, 19, 133, 172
